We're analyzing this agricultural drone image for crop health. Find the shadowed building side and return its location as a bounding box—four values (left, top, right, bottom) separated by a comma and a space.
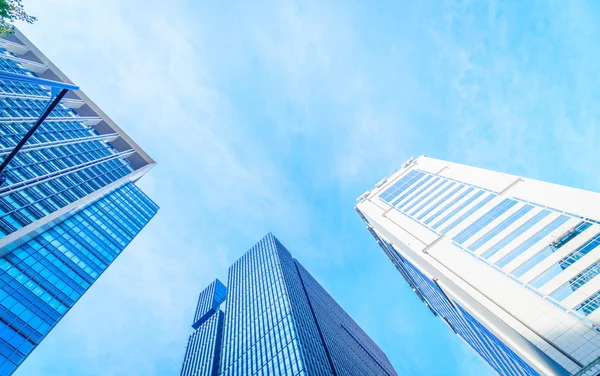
179, 233, 398, 376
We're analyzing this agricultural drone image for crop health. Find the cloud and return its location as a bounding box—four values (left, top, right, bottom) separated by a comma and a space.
421, 0, 600, 192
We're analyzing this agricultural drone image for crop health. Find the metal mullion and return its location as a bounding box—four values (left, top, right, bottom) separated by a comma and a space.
0, 126, 95, 144
0, 133, 117, 156
0, 150, 133, 198
7, 145, 112, 173
0, 115, 100, 124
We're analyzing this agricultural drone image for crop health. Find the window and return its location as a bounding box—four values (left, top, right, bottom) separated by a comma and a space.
468, 205, 534, 252
400, 176, 442, 212
481, 210, 552, 260
549, 260, 600, 301
453, 199, 518, 245
412, 182, 456, 219
529, 228, 599, 288
496, 215, 570, 268
440, 193, 495, 235
378, 170, 424, 203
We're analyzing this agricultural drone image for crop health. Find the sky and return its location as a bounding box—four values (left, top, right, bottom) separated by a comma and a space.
9, 0, 600, 375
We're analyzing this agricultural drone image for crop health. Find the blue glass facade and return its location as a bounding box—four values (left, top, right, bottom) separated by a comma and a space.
294, 261, 397, 376
0, 183, 157, 375
182, 285, 226, 376
366, 227, 542, 376
0, 40, 152, 242
0, 32, 158, 375
180, 233, 397, 376
192, 279, 227, 329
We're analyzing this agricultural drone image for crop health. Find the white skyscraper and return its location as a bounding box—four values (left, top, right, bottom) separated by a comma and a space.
356, 156, 600, 376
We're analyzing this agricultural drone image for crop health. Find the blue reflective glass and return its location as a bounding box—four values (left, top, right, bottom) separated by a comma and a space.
425, 186, 473, 225
440, 194, 495, 235
0, 183, 157, 374
0, 47, 137, 241
469, 205, 534, 252
373, 236, 540, 376
456, 305, 539, 376
574, 290, 600, 316
496, 215, 570, 268
181, 311, 224, 376
513, 246, 555, 279
453, 199, 518, 245
549, 259, 600, 301
192, 279, 227, 329
379, 170, 423, 203
433, 190, 485, 230
400, 176, 441, 212
209, 234, 398, 376
482, 210, 552, 260
391, 174, 432, 206
412, 182, 456, 218
529, 228, 599, 288
515, 222, 592, 280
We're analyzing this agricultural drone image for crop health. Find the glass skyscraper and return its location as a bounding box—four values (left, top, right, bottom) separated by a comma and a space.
356, 155, 600, 376
0, 30, 158, 375
180, 233, 397, 376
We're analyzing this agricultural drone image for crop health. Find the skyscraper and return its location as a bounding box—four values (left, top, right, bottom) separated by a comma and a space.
180, 233, 397, 376
356, 155, 600, 376
0, 30, 158, 375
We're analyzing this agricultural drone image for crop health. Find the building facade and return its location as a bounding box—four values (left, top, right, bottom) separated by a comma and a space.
181, 280, 226, 376
180, 233, 397, 376
356, 156, 600, 376
0, 30, 158, 375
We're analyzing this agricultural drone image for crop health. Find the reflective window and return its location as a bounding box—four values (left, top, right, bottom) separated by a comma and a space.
372, 237, 539, 376
424, 187, 473, 225
390, 174, 432, 206
530, 228, 599, 288
468, 205, 534, 252
411, 182, 456, 218
379, 170, 423, 203
433, 190, 486, 230
453, 199, 518, 245
0, 47, 135, 239
481, 210, 551, 260
400, 176, 442, 212
0, 183, 157, 374
441, 194, 495, 235
549, 260, 600, 301
574, 290, 600, 316
496, 215, 570, 268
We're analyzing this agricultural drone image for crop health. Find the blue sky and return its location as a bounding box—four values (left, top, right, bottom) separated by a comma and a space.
10, 0, 600, 375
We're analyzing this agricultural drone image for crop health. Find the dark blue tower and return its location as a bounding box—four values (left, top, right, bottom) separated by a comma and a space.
180, 233, 397, 376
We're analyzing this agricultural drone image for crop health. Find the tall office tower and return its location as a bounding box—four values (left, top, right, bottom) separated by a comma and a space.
355, 156, 600, 376
180, 233, 397, 376
0, 30, 158, 375
180, 279, 227, 376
